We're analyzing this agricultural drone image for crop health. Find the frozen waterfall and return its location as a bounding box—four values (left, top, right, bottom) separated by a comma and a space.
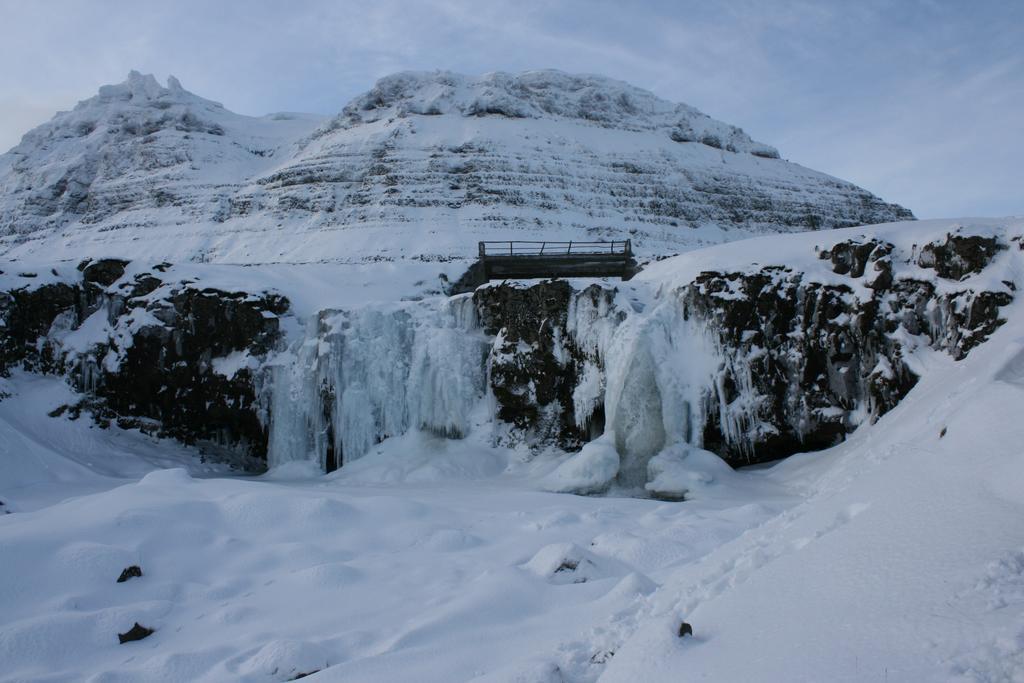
579, 294, 721, 486
266, 296, 487, 470
265, 281, 735, 488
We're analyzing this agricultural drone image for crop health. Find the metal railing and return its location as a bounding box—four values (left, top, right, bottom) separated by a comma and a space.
479, 240, 631, 257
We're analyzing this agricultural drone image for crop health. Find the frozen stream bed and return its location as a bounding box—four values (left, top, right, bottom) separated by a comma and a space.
0, 374, 794, 682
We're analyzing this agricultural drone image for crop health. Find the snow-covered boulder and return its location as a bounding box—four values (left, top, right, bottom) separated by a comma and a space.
541, 437, 620, 495
522, 542, 639, 585
235, 639, 330, 680
645, 444, 735, 501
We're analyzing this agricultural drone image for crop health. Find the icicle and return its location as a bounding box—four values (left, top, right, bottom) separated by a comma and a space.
266, 326, 321, 468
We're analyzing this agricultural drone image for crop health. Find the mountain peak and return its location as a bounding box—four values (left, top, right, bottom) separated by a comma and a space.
329, 69, 780, 158
88, 71, 218, 110
1, 70, 235, 160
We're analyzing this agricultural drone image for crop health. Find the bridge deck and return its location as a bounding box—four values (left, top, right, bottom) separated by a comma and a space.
478, 240, 636, 281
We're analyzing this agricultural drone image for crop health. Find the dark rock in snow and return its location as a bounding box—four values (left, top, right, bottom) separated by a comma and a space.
92, 285, 285, 466
118, 622, 154, 644
821, 238, 891, 278
474, 280, 577, 444
678, 621, 693, 638
648, 487, 687, 503
554, 559, 580, 573
47, 404, 69, 418
683, 260, 1010, 465
116, 565, 143, 583
80, 258, 130, 287
918, 232, 1005, 280
448, 259, 488, 294
0, 282, 79, 375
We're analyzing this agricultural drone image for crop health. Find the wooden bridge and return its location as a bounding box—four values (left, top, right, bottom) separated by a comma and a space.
478, 240, 636, 281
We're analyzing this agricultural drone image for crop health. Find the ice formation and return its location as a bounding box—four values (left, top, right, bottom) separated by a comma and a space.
255, 217, 1018, 489
267, 295, 487, 469
263, 271, 729, 490
561, 291, 725, 488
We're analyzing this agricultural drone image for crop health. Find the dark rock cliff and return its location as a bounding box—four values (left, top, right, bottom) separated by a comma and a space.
0, 225, 1015, 478
462, 228, 1013, 470
0, 259, 287, 468
472, 281, 621, 449
685, 233, 1011, 465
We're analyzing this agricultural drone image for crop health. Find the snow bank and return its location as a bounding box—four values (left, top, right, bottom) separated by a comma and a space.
645, 444, 735, 501
600, 288, 1024, 682
522, 541, 647, 586
540, 436, 620, 495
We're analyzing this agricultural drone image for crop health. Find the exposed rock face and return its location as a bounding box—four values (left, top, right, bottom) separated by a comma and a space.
0, 280, 79, 374
0, 259, 287, 467
464, 226, 1015, 471
473, 281, 620, 449
682, 253, 1011, 465
1, 222, 1016, 481
89, 285, 285, 463
0, 70, 911, 264
616, 230, 1012, 467
917, 232, 1006, 281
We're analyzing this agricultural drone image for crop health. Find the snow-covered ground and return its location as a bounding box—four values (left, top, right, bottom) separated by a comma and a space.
2, 266, 1023, 681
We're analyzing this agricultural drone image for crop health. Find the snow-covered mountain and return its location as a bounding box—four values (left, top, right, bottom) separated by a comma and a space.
0, 70, 912, 264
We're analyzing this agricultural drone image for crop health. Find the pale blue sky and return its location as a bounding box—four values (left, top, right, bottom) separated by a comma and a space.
1, 0, 1020, 218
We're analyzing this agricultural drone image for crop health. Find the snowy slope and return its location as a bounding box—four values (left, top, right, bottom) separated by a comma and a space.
0, 70, 911, 264
0, 372, 233, 512
601, 289, 1024, 683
